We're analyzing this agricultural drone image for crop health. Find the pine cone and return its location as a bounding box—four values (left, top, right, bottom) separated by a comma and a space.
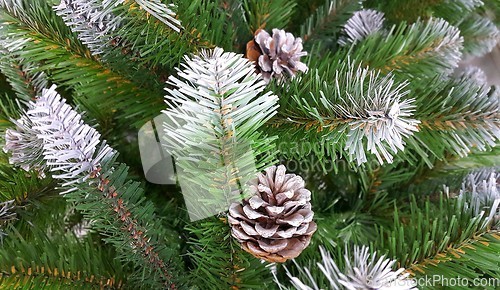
228, 165, 317, 262
246, 29, 308, 83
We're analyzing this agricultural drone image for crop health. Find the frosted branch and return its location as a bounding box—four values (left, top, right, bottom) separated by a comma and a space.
54, 0, 123, 55
459, 170, 499, 227
4, 115, 46, 173
4, 85, 115, 188
327, 63, 420, 165
286, 245, 416, 290
338, 9, 385, 46
135, 0, 182, 32
162, 47, 278, 220
27, 85, 115, 187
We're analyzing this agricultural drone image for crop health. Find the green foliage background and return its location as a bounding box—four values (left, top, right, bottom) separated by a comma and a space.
0, 0, 498, 289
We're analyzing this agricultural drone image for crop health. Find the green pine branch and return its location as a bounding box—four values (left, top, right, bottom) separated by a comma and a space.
242, 0, 297, 34
458, 13, 500, 57
375, 193, 497, 269
350, 17, 463, 80
0, 225, 126, 289
408, 76, 499, 164
265, 56, 419, 168
186, 218, 273, 289
300, 0, 361, 47
65, 159, 183, 289
0, 155, 57, 206
162, 48, 279, 287
408, 232, 500, 290
0, 59, 47, 104
0, 0, 165, 127
111, 0, 222, 67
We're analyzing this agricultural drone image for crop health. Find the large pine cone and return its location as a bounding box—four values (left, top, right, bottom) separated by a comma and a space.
246, 29, 308, 83
228, 165, 317, 262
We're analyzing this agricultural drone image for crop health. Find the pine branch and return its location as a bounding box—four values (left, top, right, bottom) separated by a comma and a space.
0, 59, 48, 104
163, 47, 278, 219
109, 0, 217, 67
216, 0, 251, 53
459, 170, 500, 224
50, 0, 169, 89
375, 190, 498, 269
0, 225, 126, 289
0, 4, 165, 127
337, 9, 385, 47
283, 245, 416, 290
433, 0, 485, 23
4, 116, 45, 173
186, 218, 274, 289
133, 0, 182, 32
242, 0, 297, 34
25, 85, 114, 187
300, 0, 361, 44
407, 232, 500, 288
458, 13, 500, 58
410, 75, 499, 161
352, 18, 463, 80
54, 0, 124, 56
4, 85, 181, 288
69, 161, 180, 288
0, 154, 57, 205
267, 59, 419, 166
162, 47, 278, 287
0, 0, 90, 56
399, 150, 499, 197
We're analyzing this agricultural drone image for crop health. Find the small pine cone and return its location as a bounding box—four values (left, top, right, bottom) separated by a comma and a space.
228, 165, 317, 262
246, 29, 308, 83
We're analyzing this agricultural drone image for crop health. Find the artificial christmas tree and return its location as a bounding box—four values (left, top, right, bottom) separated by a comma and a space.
0, 0, 499, 289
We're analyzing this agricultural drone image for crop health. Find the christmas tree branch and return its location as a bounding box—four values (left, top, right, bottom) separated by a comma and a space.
0, 0, 166, 126
130, 0, 182, 32
352, 18, 463, 79
242, 0, 296, 33
267, 59, 419, 166
407, 232, 500, 282
0, 17, 163, 127
0, 225, 126, 289
375, 188, 498, 269
283, 245, 416, 290
68, 162, 180, 289
458, 13, 500, 57
186, 218, 273, 289
54, 0, 124, 56
163, 47, 278, 218
410, 75, 499, 161
110, 0, 218, 67
3, 85, 181, 288
162, 47, 278, 287
0, 59, 47, 104
300, 0, 361, 43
